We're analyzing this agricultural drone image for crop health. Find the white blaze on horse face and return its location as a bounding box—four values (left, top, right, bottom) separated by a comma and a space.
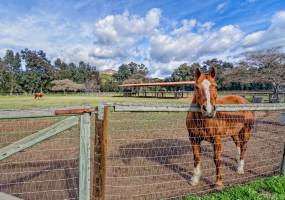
201, 79, 213, 113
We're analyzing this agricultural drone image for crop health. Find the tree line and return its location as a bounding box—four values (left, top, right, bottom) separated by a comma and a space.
0, 48, 284, 94
0, 49, 99, 94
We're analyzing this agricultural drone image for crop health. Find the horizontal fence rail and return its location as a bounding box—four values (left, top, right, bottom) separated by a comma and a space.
0, 109, 55, 119
114, 103, 285, 112
0, 106, 93, 119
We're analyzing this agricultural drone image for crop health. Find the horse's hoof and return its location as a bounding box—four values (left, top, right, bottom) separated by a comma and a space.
237, 168, 244, 174
215, 181, 224, 190
191, 181, 198, 186
190, 180, 199, 186
190, 178, 200, 186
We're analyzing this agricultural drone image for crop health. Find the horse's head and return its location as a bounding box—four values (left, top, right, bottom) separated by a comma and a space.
194, 66, 217, 118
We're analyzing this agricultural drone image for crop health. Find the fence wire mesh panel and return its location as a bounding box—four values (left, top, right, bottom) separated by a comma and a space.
0, 116, 81, 200
106, 110, 285, 200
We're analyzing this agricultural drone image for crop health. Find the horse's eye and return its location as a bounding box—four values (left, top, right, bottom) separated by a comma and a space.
195, 86, 199, 90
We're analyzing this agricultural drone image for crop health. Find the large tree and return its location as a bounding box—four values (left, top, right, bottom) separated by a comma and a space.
0, 58, 8, 93
54, 58, 73, 80
114, 62, 149, 83
99, 73, 118, 92
2, 50, 22, 94
203, 58, 233, 89
243, 49, 285, 101
21, 49, 54, 93
171, 63, 196, 81
223, 49, 285, 100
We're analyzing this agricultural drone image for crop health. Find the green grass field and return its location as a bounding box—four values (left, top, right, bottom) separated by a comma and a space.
0, 95, 191, 109
0, 93, 278, 110
185, 176, 285, 200
0, 94, 284, 199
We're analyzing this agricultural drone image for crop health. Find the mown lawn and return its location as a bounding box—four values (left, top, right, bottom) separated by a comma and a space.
0, 95, 191, 109
184, 176, 285, 200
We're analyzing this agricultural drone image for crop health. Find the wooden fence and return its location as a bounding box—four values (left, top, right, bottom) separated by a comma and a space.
93, 102, 285, 199
1, 103, 285, 200
0, 107, 92, 200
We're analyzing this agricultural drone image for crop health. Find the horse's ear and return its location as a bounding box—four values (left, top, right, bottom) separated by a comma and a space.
209, 66, 216, 78
195, 68, 201, 80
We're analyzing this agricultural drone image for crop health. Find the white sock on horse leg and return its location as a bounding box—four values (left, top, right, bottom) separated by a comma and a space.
237, 159, 244, 174
191, 163, 201, 185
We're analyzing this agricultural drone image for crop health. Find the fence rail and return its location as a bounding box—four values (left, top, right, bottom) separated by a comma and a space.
0, 106, 93, 119
114, 103, 285, 112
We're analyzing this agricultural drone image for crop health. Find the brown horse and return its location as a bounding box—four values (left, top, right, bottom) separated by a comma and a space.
186, 67, 255, 188
34, 92, 44, 99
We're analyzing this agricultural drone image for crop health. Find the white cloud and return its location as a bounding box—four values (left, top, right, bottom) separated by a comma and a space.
0, 12, 80, 61
216, 2, 227, 13
243, 31, 265, 46
148, 60, 189, 78
84, 8, 161, 64
171, 19, 197, 35
197, 21, 215, 33
243, 11, 285, 49
1, 7, 285, 77
93, 8, 160, 46
201, 25, 243, 53
150, 24, 243, 63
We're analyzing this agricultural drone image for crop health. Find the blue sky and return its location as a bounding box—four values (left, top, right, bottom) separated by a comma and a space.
0, 0, 285, 77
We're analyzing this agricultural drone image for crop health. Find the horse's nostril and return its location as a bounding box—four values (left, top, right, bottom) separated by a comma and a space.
202, 105, 207, 111
213, 105, 216, 111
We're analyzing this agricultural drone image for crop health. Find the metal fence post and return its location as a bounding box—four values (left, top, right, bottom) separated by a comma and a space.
79, 113, 91, 200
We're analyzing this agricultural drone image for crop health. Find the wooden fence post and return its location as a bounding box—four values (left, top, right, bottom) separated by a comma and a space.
281, 142, 285, 176
93, 106, 109, 200
79, 113, 91, 200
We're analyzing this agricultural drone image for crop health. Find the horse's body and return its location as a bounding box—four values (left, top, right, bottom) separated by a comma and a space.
34, 92, 44, 99
186, 67, 255, 188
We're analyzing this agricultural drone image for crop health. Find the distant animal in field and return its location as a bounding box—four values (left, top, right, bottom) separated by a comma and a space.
34, 92, 44, 99
186, 66, 255, 188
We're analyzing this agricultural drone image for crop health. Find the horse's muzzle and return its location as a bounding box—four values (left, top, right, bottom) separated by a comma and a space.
201, 105, 216, 118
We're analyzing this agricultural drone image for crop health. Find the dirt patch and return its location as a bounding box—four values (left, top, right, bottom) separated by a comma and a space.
0, 117, 80, 200
106, 112, 285, 200
0, 112, 284, 200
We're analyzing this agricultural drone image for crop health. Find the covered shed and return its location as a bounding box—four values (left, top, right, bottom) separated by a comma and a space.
118, 81, 195, 98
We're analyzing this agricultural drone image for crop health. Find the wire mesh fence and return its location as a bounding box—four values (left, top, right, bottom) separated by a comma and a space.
105, 110, 285, 200
0, 116, 81, 200
1, 105, 284, 200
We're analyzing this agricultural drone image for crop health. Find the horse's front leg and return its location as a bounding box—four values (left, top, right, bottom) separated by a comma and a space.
238, 128, 251, 174
190, 137, 202, 186
231, 135, 241, 163
213, 136, 223, 188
